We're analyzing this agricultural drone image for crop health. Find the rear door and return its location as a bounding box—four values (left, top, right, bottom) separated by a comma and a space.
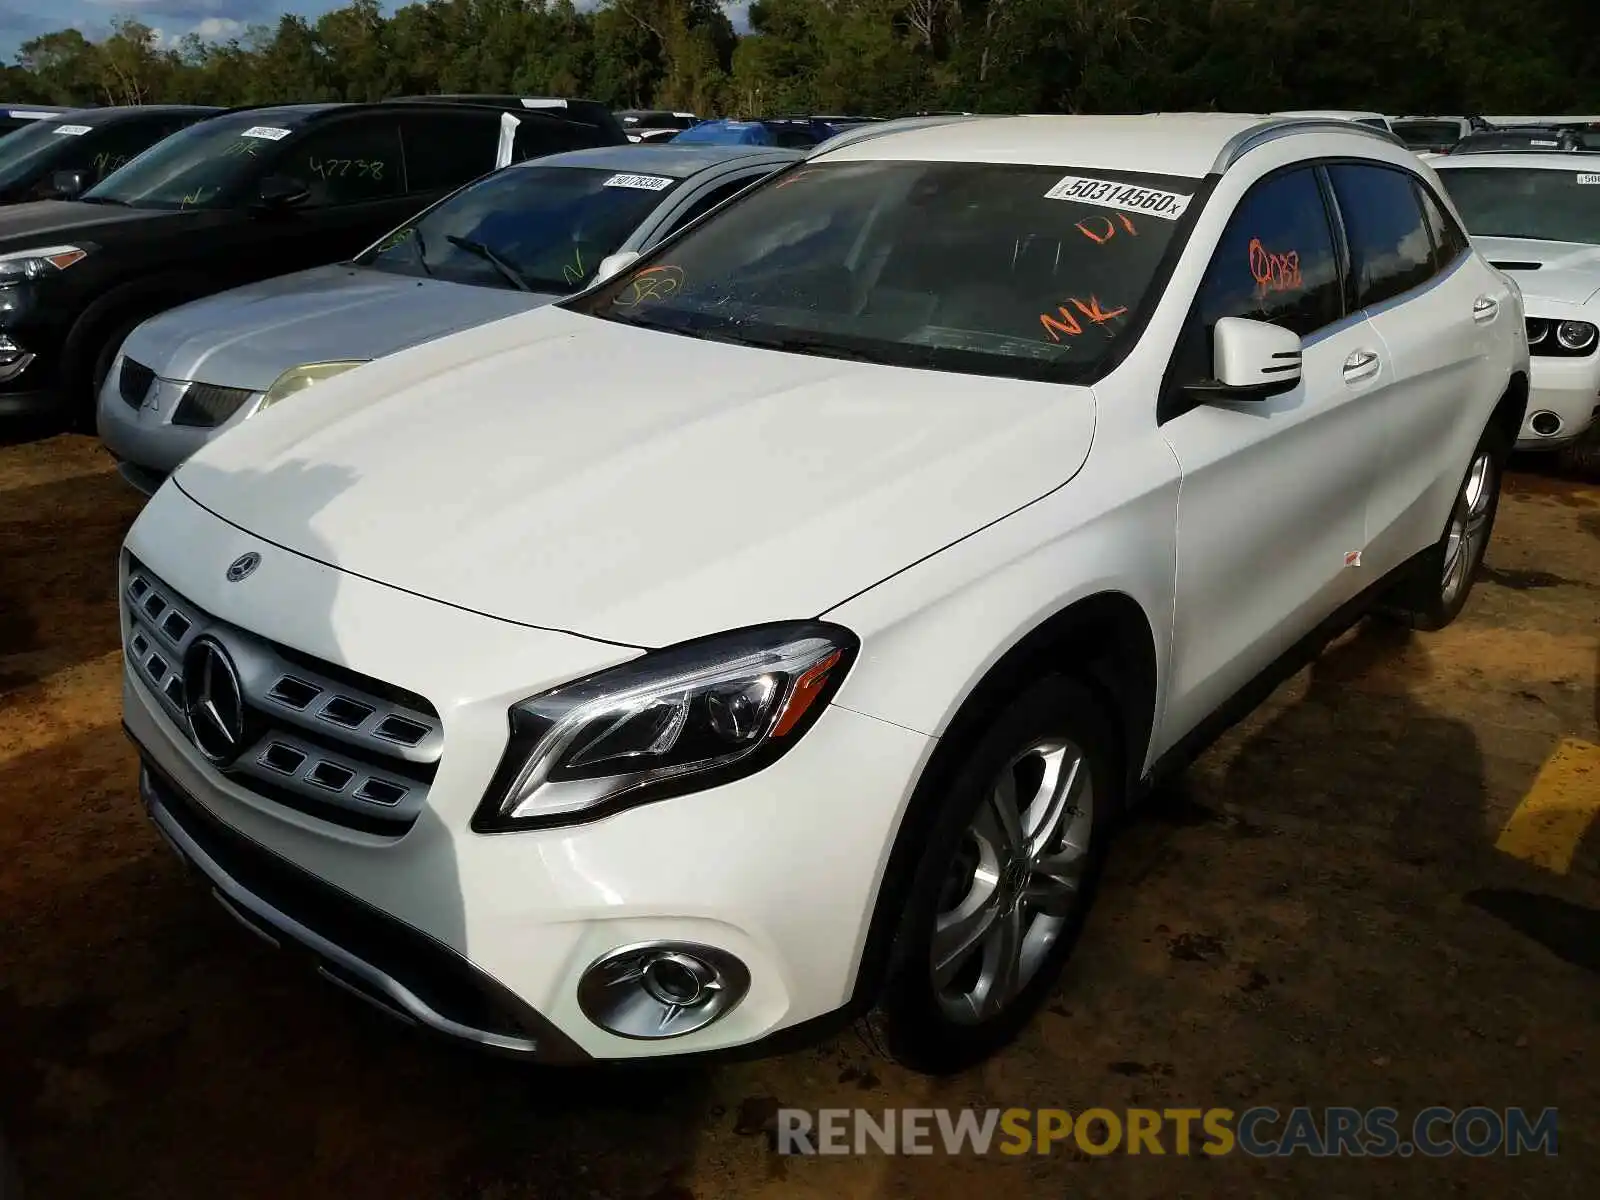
1158, 165, 1384, 738
1327, 163, 1506, 574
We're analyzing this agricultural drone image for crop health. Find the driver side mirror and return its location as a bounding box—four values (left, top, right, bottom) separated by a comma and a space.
592, 249, 640, 284
1186, 316, 1302, 402
254, 174, 310, 211
46, 169, 88, 201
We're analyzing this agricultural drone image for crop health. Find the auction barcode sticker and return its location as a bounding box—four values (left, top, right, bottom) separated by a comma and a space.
241, 126, 292, 141
1044, 175, 1192, 220
604, 173, 675, 191
51, 124, 92, 136
1578, 173, 1600, 185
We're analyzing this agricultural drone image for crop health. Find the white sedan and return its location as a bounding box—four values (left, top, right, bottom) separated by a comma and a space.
1434, 153, 1600, 449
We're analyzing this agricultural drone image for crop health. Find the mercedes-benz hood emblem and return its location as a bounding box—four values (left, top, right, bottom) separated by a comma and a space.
226, 552, 261, 582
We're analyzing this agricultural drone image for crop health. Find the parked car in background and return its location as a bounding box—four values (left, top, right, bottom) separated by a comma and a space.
0, 105, 218, 204
1448, 125, 1584, 155
400, 95, 629, 145
629, 128, 682, 145
0, 104, 76, 138
99, 143, 798, 491
121, 113, 1525, 1076
0, 99, 612, 429
617, 109, 699, 142
1434, 153, 1600, 450
672, 117, 839, 148
1392, 115, 1484, 155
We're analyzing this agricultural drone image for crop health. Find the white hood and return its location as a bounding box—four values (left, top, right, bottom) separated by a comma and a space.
174, 307, 1097, 648
1475, 236, 1600, 307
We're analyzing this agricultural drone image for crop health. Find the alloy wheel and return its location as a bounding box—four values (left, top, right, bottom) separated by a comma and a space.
1440, 450, 1495, 606
930, 736, 1094, 1025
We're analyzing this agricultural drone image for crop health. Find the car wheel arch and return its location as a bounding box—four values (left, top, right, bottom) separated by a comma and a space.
62, 273, 211, 422
846, 589, 1159, 1013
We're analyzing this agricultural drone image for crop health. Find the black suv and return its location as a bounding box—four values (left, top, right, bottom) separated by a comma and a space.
1447, 125, 1586, 154
0, 104, 74, 138
0, 106, 219, 204
0, 98, 616, 427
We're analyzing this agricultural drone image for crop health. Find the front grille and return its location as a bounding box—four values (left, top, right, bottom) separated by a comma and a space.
171, 381, 255, 428
123, 555, 442, 837
119, 358, 155, 409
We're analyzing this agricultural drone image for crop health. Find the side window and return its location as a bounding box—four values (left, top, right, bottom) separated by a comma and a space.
79, 117, 185, 185
1414, 181, 1470, 272
662, 176, 758, 237
276, 117, 404, 206
1327, 164, 1435, 309
399, 112, 499, 192
1195, 166, 1344, 340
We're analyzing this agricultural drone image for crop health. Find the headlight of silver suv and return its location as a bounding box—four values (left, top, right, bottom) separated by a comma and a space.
473, 621, 858, 832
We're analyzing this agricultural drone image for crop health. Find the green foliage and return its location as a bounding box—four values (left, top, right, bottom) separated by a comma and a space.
5, 0, 1599, 116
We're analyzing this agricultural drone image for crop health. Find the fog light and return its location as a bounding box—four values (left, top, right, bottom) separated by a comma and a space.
1529, 410, 1563, 437
577, 941, 750, 1039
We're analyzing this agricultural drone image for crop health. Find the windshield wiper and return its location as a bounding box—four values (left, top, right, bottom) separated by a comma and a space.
446, 234, 530, 292
409, 228, 434, 278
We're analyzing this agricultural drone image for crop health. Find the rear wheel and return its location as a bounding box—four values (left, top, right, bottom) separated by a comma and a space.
1384, 426, 1505, 631
875, 675, 1119, 1074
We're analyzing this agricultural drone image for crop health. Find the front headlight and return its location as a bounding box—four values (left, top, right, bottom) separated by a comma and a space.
0, 244, 88, 283
257, 360, 368, 411
1556, 320, 1597, 352
474, 621, 858, 832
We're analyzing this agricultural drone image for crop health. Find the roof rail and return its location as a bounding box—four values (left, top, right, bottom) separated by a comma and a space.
805, 113, 990, 158
1211, 116, 1405, 173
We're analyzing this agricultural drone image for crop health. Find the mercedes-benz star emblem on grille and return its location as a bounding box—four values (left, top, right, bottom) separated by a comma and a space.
226, 552, 261, 583
182, 637, 249, 765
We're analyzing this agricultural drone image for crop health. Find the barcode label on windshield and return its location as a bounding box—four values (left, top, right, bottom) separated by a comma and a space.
52, 124, 92, 136
241, 126, 292, 141
1577, 173, 1600, 185
1044, 175, 1192, 220
604, 173, 674, 191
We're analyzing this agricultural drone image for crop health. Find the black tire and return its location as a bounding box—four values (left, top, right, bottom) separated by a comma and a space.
75, 313, 147, 434
874, 674, 1121, 1074
1383, 423, 1508, 632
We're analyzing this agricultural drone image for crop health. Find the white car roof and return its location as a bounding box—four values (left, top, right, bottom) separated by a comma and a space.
1275, 109, 1389, 123
1433, 153, 1600, 171
814, 112, 1398, 179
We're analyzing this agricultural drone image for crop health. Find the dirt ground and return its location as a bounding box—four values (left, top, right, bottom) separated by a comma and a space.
1, 433, 1596, 1199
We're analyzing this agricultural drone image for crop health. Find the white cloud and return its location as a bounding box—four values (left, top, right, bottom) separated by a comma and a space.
193, 17, 244, 39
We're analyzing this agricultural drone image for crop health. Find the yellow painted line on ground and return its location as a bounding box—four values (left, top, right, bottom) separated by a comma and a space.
1495, 737, 1600, 874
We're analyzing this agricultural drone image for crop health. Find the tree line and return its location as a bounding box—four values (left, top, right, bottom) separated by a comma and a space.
3, 0, 1598, 121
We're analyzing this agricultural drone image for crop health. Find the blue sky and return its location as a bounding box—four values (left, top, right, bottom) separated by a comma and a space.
2, 2, 751, 61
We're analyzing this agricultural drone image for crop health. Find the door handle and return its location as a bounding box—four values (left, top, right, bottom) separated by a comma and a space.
1342, 349, 1381, 383
1473, 295, 1500, 323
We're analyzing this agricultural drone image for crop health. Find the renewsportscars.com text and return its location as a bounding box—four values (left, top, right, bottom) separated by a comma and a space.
776, 1106, 1559, 1158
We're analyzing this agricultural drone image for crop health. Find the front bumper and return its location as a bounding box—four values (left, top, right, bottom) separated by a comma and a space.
138, 752, 585, 1058
124, 483, 934, 1060
1520, 322, 1600, 449
96, 354, 265, 481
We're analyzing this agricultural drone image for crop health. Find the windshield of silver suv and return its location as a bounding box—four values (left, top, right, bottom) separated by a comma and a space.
358, 163, 686, 292
1437, 167, 1600, 244
568, 160, 1200, 383
81, 110, 316, 210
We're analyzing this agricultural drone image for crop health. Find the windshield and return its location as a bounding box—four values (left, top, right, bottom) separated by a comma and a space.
0, 119, 80, 190
1436, 167, 1600, 244
568, 160, 1198, 384
83, 112, 300, 210
358, 164, 683, 292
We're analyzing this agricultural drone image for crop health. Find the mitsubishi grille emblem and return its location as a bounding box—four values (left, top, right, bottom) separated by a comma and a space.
182, 637, 248, 765
226, 552, 261, 582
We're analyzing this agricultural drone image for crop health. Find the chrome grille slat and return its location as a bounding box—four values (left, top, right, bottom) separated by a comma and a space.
121, 557, 439, 835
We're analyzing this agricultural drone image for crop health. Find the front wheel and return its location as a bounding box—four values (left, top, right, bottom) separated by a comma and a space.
874, 675, 1120, 1074
1385, 426, 1505, 631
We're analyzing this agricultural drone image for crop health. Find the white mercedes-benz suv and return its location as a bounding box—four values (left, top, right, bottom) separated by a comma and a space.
121, 114, 1527, 1074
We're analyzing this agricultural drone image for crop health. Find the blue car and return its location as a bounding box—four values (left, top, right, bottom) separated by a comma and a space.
673, 118, 840, 149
